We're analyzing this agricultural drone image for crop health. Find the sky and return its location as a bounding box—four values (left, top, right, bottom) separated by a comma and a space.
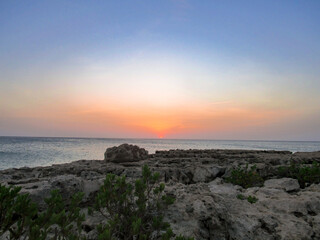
1, 0, 320, 140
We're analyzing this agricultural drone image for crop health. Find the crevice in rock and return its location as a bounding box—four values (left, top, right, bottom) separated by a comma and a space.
82, 224, 93, 233
293, 211, 304, 218
307, 210, 317, 216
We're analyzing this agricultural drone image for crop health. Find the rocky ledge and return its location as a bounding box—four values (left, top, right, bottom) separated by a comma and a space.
1, 144, 320, 240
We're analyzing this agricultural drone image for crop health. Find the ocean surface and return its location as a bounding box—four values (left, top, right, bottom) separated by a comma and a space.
0, 137, 319, 170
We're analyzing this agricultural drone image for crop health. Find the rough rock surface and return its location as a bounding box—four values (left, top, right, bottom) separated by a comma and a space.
264, 178, 300, 192
104, 143, 148, 163
1, 147, 320, 239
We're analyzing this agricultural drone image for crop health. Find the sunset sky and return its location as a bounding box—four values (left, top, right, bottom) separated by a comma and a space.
1, 1, 320, 140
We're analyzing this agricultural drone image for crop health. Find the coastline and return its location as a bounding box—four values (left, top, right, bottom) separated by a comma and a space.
1, 148, 320, 239
1, 136, 320, 170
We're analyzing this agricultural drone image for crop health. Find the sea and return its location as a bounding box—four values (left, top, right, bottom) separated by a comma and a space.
0, 136, 319, 170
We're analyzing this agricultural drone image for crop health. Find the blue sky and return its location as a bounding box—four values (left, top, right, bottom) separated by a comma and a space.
1, 1, 320, 140
1, 1, 319, 66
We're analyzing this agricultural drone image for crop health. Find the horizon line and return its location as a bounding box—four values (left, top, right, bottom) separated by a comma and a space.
1, 135, 320, 143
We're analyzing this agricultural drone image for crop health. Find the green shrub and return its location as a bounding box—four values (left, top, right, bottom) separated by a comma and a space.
278, 161, 320, 188
247, 195, 258, 204
236, 194, 258, 204
43, 190, 85, 240
236, 194, 245, 200
174, 235, 194, 240
0, 185, 85, 240
1, 165, 193, 240
0, 184, 37, 239
226, 164, 264, 188
94, 165, 190, 240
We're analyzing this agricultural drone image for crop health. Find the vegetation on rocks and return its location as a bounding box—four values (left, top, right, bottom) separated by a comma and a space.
0, 184, 37, 239
94, 165, 192, 240
246, 195, 258, 204
236, 194, 246, 200
236, 194, 258, 204
0, 165, 192, 240
2, 149, 320, 239
226, 164, 264, 188
278, 161, 320, 188
0, 185, 85, 240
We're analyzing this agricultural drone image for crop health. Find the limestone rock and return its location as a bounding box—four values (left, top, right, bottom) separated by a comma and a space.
2, 148, 320, 239
192, 167, 212, 182
264, 178, 300, 192
104, 144, 148, 163
19, 180, 53, 210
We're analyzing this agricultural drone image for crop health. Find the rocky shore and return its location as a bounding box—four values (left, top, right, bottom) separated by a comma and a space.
1, 145, 320, 240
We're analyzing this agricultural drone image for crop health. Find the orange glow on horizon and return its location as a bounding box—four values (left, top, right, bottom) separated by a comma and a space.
3, 97, 298, 138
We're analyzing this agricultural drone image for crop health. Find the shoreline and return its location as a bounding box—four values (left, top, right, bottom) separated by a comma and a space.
1, 137, 320, 170
1, 147, 320, 239
1, 147, 320, 171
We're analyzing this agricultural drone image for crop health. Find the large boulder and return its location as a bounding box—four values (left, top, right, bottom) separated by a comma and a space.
264, 178, 300, 192
104, 144, 148, 163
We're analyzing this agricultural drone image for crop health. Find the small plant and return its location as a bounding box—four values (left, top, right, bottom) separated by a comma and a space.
0, 184, 85, 240
278, 161, 320, 188
44, 190, 85, 240
94, 165, 190, 240
236, 194, 245, 200
174, 235, 195, 240
247, 195, 258, 204
0, 184, 37, 239
236, 194, 258, 204
226, 164, 264, 188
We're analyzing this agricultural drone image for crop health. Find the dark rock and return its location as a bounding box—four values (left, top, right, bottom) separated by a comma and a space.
104, 144, 148, 163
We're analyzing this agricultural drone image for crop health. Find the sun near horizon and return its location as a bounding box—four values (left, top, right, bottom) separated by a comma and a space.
1, 1, 320, 141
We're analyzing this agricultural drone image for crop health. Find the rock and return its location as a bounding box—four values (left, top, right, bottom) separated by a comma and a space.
264, 178, 300, 192
104, 144, 148, 163
311, 215, 320, 239
19, 180, 53, 210
192, 167, 212, 182
50, 174, 84, 198
292, 151, 320, 164
18, 175, 84, 210
211, 166, 226, 178
193, 166, 226, 183
2, 148, 320, 239
209, 178, 240, 196
81, 210, 105, 239
82, 179, 104, 203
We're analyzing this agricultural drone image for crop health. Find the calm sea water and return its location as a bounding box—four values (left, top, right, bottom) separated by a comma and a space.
0, 137, 319, 170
